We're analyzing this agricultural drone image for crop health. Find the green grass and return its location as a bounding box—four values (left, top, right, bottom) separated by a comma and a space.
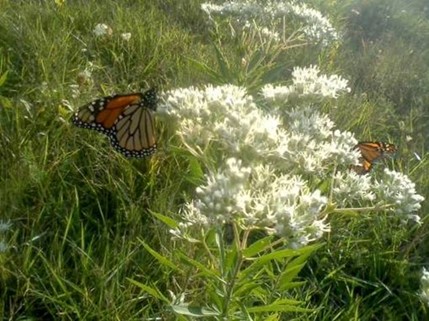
1, 0, 429, 320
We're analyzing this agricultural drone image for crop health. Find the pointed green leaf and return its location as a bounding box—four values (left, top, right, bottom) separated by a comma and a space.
278, 281, 306, 291
171, 304, 220, 317
247, 299, 311, 313
247, 304, 312, 313
139, 239, 180, 272
233, 280, 261, 297
0, 71, 8, 87
176, 251, 222, 281
253, 244, 322, 266
278, 262, 307, 290
212, 42, 231, 81
127, 278, 169, 303
240, 244, 322, 280
187, 157, 204, 184
150, 211, 178, 229
243, 235, 275, 258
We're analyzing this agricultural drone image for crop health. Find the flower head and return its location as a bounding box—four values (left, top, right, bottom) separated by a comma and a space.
201, 1, 339, 45
159, 85, 283, 161
332, 171, 376, 206
121, 32, 132, 41
93, 23, 113, 37
174, 159, 329, 247
0, 240, 8, 253
0, 220, 11, 253
373, 169, 424, 223
0, 220, 11, 233
163, 80, 423, 246
420, 268, 429, 306
261, 66, 351, 104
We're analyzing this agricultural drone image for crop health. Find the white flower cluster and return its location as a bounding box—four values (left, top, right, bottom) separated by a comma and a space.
332, 171, 376, 206
159, 84, 357, 176
93, 23, 132, 41
201, 0, 339, 45
286, 2, 339, 46
161, 77, 423, 246
175, 158, 329, 247
420, 268, 429, 306
202, 1, 263, 20
273, 108, 359, 174
373, 169, 425, 223
93, 23, 113, 37
159, 85, 283, 161
0, 220, 11, 253
261, 66, 351, 103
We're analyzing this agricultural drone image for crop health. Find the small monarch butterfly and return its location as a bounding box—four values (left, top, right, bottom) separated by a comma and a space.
72, 88, 157, 158
352, 141, 397, 174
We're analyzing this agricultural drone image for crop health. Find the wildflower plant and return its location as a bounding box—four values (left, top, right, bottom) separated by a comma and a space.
159, 80, 423, 240
201, 0, 340, 46
137, 68, 424, 318
129, 2, 424, 319
197, 1, 342, 98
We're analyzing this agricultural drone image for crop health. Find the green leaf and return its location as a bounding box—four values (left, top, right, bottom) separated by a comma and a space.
240, 244, 322, 281
247, 304, 312, 313
265, 315, 281, 321
150, 211, 178, 229
253, 244, 322, 266
176, 251, 223, 282
333, 209, 360, 217
224, 243, 238, 273
243, 235, 275, 258
127, 278, 169, 303
187, 157, 204, 184
246, 299, 312, 313
0, 96, 11, 108
171, 304, 220, 317
139, 239, 181, 272
278, 263, 307, 291
241, 249, 296, 278
278, 281, 306, 290
278, 251, 313, 291
0, 70, 8, 87
187, 58, 223, 84
233, 280, 262, 297
212, 42, 232, 82
247, 49, 265, 74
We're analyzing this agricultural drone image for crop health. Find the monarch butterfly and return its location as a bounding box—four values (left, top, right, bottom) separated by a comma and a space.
352, 141, 397, 174
72, 88, 157, 158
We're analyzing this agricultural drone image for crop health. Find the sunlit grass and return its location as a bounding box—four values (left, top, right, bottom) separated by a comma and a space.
1, 0, 428, 320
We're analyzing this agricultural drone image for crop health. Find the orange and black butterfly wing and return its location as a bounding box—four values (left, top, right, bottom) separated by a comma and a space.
72, 93, 143, 134
108, 89, 158, 158
72, 88, 157, 158
351, 157, 373, 175
352, 141, 397, 174
359, 142, 397, 162
358, 142, 383, 162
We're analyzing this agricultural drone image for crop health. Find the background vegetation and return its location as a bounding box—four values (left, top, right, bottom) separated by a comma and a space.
1, 0, 428, 319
